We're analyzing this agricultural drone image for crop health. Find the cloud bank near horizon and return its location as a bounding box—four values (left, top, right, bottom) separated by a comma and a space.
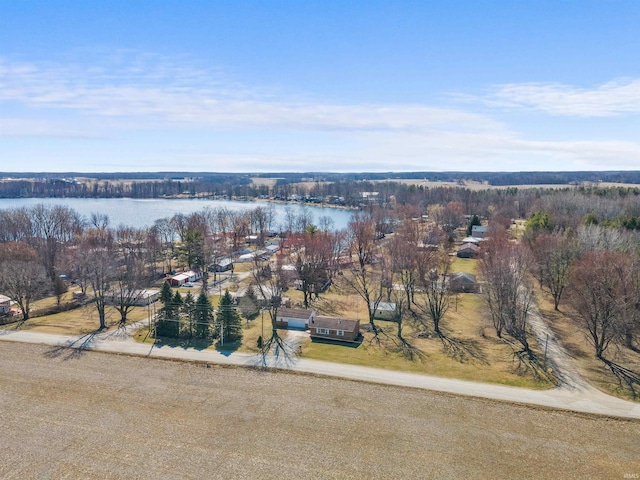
1, 53, 639, 172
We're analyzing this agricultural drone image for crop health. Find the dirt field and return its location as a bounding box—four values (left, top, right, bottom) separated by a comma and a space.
1, 342, 638, 479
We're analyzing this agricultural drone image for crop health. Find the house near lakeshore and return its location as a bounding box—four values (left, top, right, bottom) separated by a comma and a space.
275, 307, 316, 330
461, 236, 482, 245
265, 244, 280, 255
449, 272, 478, 293
456, 243, 480, 259
471, 225, 488, 238
0, 295, 12, 314
210, 258, 234, 272
232, 285, 291, 309
309, 316, 360, 342
106, 289, 161, 306
168, 270, 201, 287
237, 252, 256, 263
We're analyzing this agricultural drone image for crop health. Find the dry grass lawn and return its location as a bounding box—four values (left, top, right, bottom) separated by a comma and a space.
450, 256, 479, 275
132, 283, 552, 389
3, 290, 152, 335
537, 293, 640, 401
301, 290, 551, 389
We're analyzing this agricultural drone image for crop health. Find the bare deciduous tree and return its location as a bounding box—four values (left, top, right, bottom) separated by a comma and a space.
30, 204, 84, 282
80, 228, 118, 330
532, 231, 577, 310
295, 230, 333, 308
339, 213, 384, 336
0, 242, 49, 321
252, 253, 292, 355
568, 251, 630, 359
480, 233, 534, 353
415, 251, 451, 338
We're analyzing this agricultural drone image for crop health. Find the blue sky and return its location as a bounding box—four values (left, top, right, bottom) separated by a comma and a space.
1, 0, 639, 172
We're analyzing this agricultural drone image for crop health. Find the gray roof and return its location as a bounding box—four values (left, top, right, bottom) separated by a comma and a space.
277, 307, 314, 320
372, 302, 397, 311
450, 272, 476, 282
311, 316, 359, 332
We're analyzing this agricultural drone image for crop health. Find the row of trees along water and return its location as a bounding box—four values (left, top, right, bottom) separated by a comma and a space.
1, 186, 639, 395
3, 172, 640, 209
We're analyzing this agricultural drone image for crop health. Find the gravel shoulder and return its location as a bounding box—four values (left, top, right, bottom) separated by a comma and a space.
1, 342, 639, 479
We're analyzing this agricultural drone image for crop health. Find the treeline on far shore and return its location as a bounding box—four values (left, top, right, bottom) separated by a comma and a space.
2, 171, 640, 205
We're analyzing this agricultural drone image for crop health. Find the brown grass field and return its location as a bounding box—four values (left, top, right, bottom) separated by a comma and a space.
0, 341, 638, 479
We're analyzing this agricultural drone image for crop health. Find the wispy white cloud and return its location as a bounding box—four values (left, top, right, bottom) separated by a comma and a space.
0, 55, 499, 134
478, 79, 640, 117
2, 53, 639, 172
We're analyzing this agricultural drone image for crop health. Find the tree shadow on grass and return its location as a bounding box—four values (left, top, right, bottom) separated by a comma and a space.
310, 335, 364, 348
43, 328, 104, 360
601, 357, 640, 399
499, 339, 557, 384
151, 334, 215, 351
414, 326, 487, 365
372, 326, 426, 362
439, 334, 489, 365
215, 339, 241, 357
0, 317, 30, 331
312, 297, 349, 317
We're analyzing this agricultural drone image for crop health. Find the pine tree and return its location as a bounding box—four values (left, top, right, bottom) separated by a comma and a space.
155, 281, 175, 337
217, 290, 243, 344
183, 291, 195, 337
466, 215, 481, 237
239, 284, 259, 318
160, 281, 173, 309
169, 290, 183, 337
194, 291, 214, 338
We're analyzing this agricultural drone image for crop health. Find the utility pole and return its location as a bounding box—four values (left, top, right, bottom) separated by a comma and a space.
261, 307, 264, 353
220, 319, 224, 346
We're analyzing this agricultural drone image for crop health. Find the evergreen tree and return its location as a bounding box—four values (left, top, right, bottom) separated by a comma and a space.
156, 281, 175, 337
217, 290, 243, 343
194, 291, 214, 338
169, 290, 183, 337
183, 291, 195, 337
466, 214, 481, 237
160, 281, 173, 309
238, 284, 259, 318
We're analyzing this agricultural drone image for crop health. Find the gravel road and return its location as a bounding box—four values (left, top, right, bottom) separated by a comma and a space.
1, 342, 639, 479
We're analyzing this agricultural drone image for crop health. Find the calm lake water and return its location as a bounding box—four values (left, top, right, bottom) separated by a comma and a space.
0, 197, 354, 231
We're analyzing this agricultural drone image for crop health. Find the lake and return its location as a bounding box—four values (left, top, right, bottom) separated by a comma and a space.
0, 197, 354, 231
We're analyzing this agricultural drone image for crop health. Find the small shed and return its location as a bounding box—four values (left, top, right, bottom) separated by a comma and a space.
310, 316, 360, 342
371, 302, 397, 321
449, 272, 478, 293
275, 307, 316, 329
457, 243, 480, 259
